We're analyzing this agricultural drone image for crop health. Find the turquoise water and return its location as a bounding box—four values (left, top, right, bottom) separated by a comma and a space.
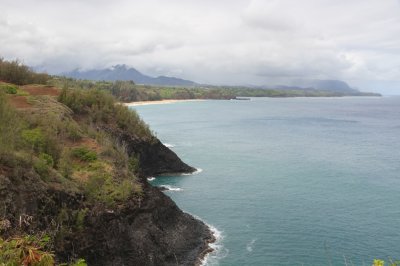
131, 97, 400, 266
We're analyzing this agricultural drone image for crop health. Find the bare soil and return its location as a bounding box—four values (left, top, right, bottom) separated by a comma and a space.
21, 85, 60, 96
8, 96, 32, 109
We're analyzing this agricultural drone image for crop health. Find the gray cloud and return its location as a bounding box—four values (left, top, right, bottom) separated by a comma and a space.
1, 0, 400, 93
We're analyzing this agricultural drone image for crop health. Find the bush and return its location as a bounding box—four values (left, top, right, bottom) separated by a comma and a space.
71, 147, 97, 162
70, 259, 88, 266
84, 169, 136, 206
0, 91, 23, 156
58, 87, 153, 139
39, 153, 54, 167
34, 153, 53, 179
74, 209, 88, 231
0, 58, 50, 85
128, 156, 140, 173
58, 151, 73, 178
66, 121, 83, 142
0, 84, 18, 94
21, 128, 45, 152
0, 235, 55, 265
34, 158, 50, 179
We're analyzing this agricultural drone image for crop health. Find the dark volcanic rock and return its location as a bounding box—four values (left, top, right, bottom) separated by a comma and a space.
0, 166, 211, 265
72, 183, 212, 266
102, 125, 196, 176
128, 138, 196, 177
0, 129, 210, 266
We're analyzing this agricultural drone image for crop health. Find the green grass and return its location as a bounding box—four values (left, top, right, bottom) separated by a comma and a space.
71, 147, 97, 162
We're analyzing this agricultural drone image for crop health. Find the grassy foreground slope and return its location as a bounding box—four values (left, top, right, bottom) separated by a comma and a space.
0, 82, 148, 264
1, 60, 210, 265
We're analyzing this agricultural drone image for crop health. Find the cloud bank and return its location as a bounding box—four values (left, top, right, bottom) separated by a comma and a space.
1, 0, 400, 93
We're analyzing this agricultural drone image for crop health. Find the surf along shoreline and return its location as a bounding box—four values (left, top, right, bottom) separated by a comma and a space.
150, 167, 219, 265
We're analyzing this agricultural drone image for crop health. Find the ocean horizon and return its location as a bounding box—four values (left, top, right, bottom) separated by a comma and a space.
132, 96, 400, 265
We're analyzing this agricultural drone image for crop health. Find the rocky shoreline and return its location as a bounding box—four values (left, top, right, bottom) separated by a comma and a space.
0, 128, 214, 266
105, 124, 218, 264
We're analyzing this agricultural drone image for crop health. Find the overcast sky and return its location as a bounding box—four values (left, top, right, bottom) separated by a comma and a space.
1, 0, 400, 93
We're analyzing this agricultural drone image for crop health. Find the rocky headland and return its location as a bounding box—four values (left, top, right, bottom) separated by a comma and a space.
0, 83, 214, 265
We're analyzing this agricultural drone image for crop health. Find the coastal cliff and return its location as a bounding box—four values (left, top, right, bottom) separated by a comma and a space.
102, 125, 196, 177
0, 84, 212, 265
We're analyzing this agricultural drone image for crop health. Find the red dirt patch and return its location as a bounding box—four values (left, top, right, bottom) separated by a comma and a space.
22, 85, 61, 96
9, 96, 32, 109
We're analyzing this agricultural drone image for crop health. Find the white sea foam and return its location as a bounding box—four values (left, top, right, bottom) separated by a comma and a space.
159, 185, 182, 191
147, 177, 155, 181
182, 168, 203, 176
163, 143, 175, 148
199, 221, 228, 266
246, 239, 257, 252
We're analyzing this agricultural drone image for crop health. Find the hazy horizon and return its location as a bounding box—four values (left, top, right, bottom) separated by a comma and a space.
1, 0, 400, 94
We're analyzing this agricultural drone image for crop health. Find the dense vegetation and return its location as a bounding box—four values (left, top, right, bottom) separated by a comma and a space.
58, 86, 153, 139
0, 87, 147, 202
50, 77, 379, 103
0, 58, 50, 85
0, 63, 154, 264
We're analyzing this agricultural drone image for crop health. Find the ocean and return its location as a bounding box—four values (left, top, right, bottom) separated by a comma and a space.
131, 96, 400, 266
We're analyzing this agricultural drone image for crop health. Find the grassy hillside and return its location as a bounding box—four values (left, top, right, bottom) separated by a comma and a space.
0, 84, 147, 203
0, 66, 154, 264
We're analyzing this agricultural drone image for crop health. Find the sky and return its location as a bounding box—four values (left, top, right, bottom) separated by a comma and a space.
1, 0, 400, 94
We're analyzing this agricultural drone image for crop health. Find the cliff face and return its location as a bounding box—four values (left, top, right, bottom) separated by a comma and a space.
65, 183, 212, 265
0, 137, 211, 265
103, 125, 196, 176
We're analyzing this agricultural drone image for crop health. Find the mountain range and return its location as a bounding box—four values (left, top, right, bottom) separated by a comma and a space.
63, 65, 363, 94
63, 65, 197, 86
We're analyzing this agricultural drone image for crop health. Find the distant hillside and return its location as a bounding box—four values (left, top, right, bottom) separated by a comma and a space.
63, 65, 197, 86
275, 79, 359, 93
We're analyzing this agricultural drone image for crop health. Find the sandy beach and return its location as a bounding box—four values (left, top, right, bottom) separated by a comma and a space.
123, 99, 204, 106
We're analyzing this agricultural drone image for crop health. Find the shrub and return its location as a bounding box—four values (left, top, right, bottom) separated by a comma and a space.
0, 84, 18, 94
66, 121, 83, 142
0, 58, 50, 85
39, 153, 54, 167
71, 147, 97, 162
0, 235, 54, 265
34, 157, 50, 179
70, 259, 88, 266
0, 91, 23, 156
128, 156, 140, 173
21, 128, 45, 152
58, 151, 73, 178
58, 87, 153, 139
85, 171, 135, 206
75, 209, 88, 231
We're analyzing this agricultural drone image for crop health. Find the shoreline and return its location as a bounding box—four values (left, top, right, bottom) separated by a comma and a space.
123, 99, 205, 106
149, 169, 219, 266
196, 230, 217, 266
